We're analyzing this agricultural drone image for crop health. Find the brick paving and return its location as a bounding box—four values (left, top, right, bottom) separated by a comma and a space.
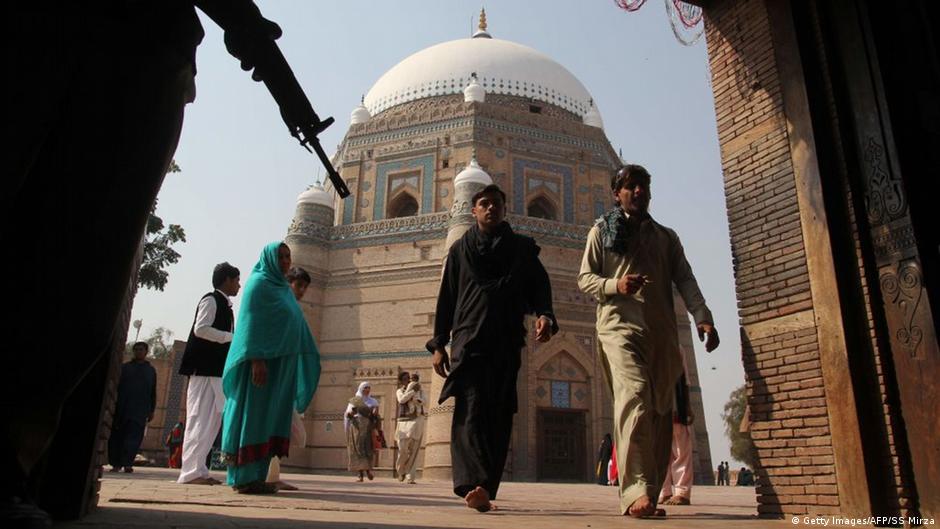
55, 467, 791, 528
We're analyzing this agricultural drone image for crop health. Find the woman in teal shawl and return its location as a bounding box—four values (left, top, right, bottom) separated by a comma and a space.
221, 242, 320, 493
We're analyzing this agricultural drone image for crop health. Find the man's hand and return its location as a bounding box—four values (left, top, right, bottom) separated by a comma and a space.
535, 315, 554, 342
251, 359, 268, 387
697, 323, 720, 352
432, 348, 450, 378
223, 16, 283, 81
616, 274, 648, 295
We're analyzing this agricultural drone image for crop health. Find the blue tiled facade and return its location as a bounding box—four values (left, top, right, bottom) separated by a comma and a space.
512, 158, 574, 223
374, 155, 436, 220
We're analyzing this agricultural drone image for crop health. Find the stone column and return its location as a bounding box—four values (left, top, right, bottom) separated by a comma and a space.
422, 164, 490, 480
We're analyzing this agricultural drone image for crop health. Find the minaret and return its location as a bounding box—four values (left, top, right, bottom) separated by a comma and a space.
286, 182, 335, 339
423, 155, 492, 480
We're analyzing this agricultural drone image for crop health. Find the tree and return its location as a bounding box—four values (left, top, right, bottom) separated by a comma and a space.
138, 161, 186, 291
125, 327, 175, 359
721, 384, 757, 468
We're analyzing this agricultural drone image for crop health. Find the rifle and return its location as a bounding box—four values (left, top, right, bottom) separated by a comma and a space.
251, 40, 351, 198
198, 1, 351, 198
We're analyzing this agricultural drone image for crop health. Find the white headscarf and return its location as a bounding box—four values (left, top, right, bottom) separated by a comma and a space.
344, 381, 379, 430
355, 381, 379, 408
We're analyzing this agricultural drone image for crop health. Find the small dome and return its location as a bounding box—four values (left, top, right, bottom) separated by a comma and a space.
464, 73, 485, 103
350, 101, 371, 125
583, 99, 603, 129
454, 156, 492, 186
297, 182, 334, 208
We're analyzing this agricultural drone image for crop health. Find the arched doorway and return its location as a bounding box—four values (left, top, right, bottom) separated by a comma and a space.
534, 350, 590, 481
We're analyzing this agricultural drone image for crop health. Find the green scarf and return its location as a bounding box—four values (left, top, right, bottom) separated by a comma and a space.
222, 241, 320, 412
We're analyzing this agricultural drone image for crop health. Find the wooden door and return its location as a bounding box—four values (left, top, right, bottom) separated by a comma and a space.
537, 409, 586, 482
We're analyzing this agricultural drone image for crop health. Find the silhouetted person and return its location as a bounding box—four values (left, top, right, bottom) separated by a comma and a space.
4, 2, 319, 526
595, 433, 613, 485
108, 342, 157, 473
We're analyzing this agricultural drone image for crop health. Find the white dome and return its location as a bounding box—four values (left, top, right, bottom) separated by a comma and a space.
297, 183, 334, 208
364, 37, 600, 120
350, 103, 371, 124
454, 157, 492, 187
463, 74, 485, 103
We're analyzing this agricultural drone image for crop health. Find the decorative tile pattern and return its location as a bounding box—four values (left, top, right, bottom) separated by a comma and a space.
375, 155, 435, 220
366, 74, 592, 117
342, 179, 357, 225
551, 381, 571, 408
512, 158, 574, 222
390, 174, 420, 192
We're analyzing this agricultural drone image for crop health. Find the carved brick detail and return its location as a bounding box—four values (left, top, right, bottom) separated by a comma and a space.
863, 137, 907, 226
880, 261, 925, 357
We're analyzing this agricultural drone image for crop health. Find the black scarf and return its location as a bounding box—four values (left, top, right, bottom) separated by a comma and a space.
599, 207, 647, 255
462, 222, 520, 293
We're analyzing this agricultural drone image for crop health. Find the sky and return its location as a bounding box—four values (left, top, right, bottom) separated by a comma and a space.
131, 0, 746, 470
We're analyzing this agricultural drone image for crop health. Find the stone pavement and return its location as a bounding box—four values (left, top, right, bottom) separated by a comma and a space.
56, 467, 790, 528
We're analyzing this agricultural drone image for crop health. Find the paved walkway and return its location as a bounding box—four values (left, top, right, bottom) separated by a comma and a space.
57, 467, 789, 528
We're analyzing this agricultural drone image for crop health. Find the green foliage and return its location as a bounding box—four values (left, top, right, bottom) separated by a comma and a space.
138, 161, 186, 291
125, 326, 175, 359
722, 384, 757, 468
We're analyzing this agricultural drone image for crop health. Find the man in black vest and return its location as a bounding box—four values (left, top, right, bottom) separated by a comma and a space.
177, 262, 240, 485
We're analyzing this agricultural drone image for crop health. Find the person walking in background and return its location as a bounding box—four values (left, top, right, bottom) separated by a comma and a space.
221, 242, 321, 494
177, 263, 240, 485
608, 442, 620, 486
718, 461, 730, 486
346, 382, 380, 482
264, 266, 314, 491
659, 362, 696, 505
108, 342, 157, 473
595, 434, 613, 485
578, 165, 719, 518
658, 376, 695, 505
395, 372, 426, 484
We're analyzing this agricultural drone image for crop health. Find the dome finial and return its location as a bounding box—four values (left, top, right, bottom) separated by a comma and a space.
472, 7, 492, 38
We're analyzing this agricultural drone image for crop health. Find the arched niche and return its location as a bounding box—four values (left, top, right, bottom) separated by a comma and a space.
527, 195, 558, 220
388, 191, 419, 218
535, 350, 590, 409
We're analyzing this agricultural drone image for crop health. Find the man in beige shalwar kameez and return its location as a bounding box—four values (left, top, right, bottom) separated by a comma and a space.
578, 165, 719, 518
395, 372, 426, 483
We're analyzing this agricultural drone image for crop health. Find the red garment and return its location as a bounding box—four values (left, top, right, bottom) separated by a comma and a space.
372, 429, 387, 450
165, 422, 185, 469
608, 443, 619, 484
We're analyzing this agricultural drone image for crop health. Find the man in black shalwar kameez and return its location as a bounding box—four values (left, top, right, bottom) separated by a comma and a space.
108, 342, 157, 473
428, 184, 558, 512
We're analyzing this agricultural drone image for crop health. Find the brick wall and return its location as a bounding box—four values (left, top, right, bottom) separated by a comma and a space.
704, 0, 839, 517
